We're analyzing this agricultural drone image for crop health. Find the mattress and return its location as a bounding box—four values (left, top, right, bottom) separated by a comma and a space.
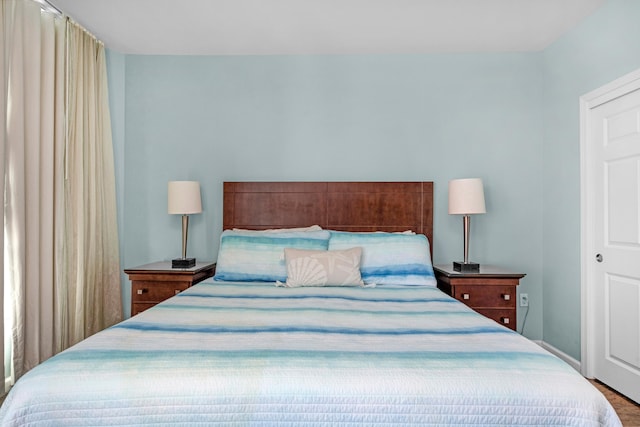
0, 281, 621, 426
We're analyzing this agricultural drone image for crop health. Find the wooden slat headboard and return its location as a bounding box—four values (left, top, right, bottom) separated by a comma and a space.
223, 182, 434, 255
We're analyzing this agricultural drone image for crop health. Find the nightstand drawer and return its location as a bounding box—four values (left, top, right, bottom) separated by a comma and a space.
131, 281, 190, 303
452, 285, 516, 308
474, 308, 516, 328
131, 303, 157, 316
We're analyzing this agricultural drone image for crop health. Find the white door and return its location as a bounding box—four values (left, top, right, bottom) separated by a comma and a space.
582, 70, 640, 404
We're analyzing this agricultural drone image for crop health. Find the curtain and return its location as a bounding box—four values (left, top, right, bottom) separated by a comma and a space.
1, 0, 9, 391
59, 22, 121, 349
2, 0, 121, 385
3, 0, 58, 382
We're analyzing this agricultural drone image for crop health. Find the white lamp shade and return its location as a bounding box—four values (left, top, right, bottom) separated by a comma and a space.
448, 178, 486, 215
168, 181, 202, 214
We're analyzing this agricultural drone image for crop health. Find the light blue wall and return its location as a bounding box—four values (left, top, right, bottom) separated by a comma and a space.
115, 53, 544, 331
106, 0, 640, 362
541, 0, 640, 360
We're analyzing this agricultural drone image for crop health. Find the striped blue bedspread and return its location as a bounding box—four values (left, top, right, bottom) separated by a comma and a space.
0, 282, 620, 426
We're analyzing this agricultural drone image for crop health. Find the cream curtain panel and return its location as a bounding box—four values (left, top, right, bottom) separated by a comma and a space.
60, 22, 122, 349
0, 0, 9, 390
2, 0, 121, 386
2, 0, 58, 384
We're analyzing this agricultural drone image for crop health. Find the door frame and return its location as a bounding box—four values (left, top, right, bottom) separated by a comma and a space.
580, 67, 640, 378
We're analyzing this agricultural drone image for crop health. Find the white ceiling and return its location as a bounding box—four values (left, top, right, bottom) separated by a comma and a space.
48, 0, 606, 55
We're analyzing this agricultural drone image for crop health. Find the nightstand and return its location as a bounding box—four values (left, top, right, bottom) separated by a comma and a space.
125, 261, 216, 316
433, 264, 525, 331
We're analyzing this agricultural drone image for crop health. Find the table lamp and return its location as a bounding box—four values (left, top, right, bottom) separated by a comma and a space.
449, 178, 486, 273
168, 181, 202, 268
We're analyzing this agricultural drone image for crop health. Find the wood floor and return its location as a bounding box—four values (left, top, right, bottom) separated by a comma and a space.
591, 380, 640, 426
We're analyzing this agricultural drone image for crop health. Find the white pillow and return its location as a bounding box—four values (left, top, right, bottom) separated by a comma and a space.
282, 247, 364, 287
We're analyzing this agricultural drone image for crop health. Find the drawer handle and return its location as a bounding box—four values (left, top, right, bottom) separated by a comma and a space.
501, 317, 510, 324
502, 294, 511, 301
462, 293, 470, 300
137, 288, 148, 295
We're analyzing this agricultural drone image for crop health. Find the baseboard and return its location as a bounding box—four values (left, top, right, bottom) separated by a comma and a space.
535, 340, 582, 373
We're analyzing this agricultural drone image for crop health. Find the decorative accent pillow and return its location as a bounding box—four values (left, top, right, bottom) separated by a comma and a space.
327, 231, 436, 286
282, 247, 364, 287
214, 229, 330, 282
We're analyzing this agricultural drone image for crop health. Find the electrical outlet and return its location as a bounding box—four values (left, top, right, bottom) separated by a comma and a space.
519, 293, 529, 307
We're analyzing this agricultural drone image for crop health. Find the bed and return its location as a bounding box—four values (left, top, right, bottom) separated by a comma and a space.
0, 181, 620, 426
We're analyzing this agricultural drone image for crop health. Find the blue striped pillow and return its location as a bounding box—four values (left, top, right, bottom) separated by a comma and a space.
214, 230, 330, 282
328, 231, 436, 286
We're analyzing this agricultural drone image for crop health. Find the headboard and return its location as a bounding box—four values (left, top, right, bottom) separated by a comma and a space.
223, 182, 434, 255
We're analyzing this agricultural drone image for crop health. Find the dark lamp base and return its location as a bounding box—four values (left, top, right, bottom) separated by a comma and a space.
172, 258, 196, 268
453, 261, 480, 273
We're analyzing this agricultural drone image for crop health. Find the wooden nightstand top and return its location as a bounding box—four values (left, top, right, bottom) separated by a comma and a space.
433, 264, 525, 279
124, 261, 215, 275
